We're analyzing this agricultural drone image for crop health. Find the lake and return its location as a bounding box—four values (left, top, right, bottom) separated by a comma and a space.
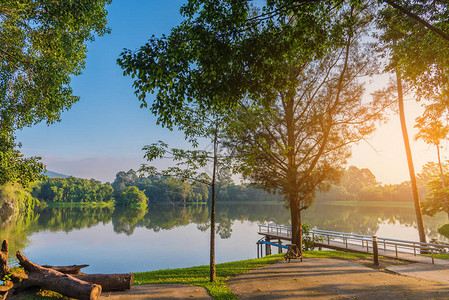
1, 202, 448, 274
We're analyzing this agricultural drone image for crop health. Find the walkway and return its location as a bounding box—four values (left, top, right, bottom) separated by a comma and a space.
99, 257, 449, 299
228, 258, 449, 299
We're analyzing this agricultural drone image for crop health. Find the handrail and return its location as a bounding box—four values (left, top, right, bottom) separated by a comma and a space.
313, 228, 448, 249
257, 223, 449, 260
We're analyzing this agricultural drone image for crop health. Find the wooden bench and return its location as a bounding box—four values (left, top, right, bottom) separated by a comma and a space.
284, 244, 302, 262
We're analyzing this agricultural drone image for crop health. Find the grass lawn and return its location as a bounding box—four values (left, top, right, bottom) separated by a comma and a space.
133, 250, 374, 300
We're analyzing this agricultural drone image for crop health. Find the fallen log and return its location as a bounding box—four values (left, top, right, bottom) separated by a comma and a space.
42, 264, 89, 275
0, 240, 9, 278
42, 266, 134, 292
0, 239, 133, 299
16, 251, 102, 300
74, 273, 134, 292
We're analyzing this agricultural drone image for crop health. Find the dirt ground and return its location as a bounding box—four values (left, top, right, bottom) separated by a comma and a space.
227, 257, 449, 299
98, 284, 211, 299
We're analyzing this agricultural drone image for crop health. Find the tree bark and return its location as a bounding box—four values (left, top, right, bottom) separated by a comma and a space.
16, 251, 102, 300
74, 274, 133, 292
396, 68, 427, 246
289, 196, 302, 254
0, 240, 9, 278
42, 264, 89, 275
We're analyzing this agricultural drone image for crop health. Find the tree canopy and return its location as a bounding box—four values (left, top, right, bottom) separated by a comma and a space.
0, 0, 111, 186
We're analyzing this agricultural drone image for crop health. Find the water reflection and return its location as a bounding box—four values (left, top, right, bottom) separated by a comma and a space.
1, 202, 448, 269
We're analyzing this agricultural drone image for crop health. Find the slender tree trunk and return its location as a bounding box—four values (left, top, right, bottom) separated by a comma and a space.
396, 68, 427, 246
210, 133, 218, 282
436, 145, 449, 219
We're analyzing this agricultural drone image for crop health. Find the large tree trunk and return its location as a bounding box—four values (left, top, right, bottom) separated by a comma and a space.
396, 68, 427, 246
289, 196, 302, 254
16, 251, 102, 300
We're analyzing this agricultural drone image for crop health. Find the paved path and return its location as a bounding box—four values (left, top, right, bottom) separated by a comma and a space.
387, 263, 449, 284
98, 284, 211, 300
228, 258, 449, 299
98, 257, 449, 299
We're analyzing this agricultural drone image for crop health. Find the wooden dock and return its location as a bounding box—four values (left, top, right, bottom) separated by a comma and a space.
257, 224, 449, 266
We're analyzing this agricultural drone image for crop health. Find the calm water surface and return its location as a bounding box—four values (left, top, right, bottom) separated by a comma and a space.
2, 203, 448, 273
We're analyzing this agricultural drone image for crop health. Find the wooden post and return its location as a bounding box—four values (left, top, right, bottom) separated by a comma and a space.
372, 236, 379, 266
278, 239, 282, 254
266, 237, 271, 255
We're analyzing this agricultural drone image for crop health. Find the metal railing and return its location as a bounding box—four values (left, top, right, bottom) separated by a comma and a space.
258, 224, 449, 264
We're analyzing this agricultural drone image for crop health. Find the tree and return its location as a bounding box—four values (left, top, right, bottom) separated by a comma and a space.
119, 186, 148, 208
225, 6, 387, 253
136, 105, 232, 282
418, 161, 449, 218
340, 166, 378, 194
117, 0, 394, 259
374, 0, 449, 245
0, 0, 111, 186
415, 115, 449, 194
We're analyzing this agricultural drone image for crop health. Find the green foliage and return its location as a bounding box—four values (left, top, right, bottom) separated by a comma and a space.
418, 161, 449, 216
0, 0, 111, 186
117, 1, 346, 129
118, 186, 148, 208
302, 223, 323, 251
33, 177, 114, 203
0, 182, 38, 216
438, 224, 449, 239
376, 0, 449, 106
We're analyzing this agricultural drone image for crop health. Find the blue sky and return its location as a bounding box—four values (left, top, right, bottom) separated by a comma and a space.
17, 1, 192, 182
16, 1, 443, 184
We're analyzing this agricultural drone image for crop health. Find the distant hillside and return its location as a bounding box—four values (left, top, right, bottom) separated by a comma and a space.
45, 170, 70, 178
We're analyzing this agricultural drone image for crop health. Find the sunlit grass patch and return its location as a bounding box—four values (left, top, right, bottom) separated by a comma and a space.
134, 254, 284, 299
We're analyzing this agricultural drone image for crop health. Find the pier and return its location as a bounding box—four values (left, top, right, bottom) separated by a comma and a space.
257, 224, 449, 265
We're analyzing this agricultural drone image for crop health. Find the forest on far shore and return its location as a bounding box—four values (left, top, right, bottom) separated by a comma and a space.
29, 164, 441, 207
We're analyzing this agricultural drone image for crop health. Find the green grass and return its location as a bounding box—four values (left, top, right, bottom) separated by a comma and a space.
422, 253, 449, 259
134, 254, 284, 299
133, 250, 375, 299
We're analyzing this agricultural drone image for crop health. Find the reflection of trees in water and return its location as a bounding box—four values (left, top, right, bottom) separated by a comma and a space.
36, 206, 115, 232
5, 203, 449, 259
112, 206, 148, 235
0, 206, 39, 261
303, 205, 380, 236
